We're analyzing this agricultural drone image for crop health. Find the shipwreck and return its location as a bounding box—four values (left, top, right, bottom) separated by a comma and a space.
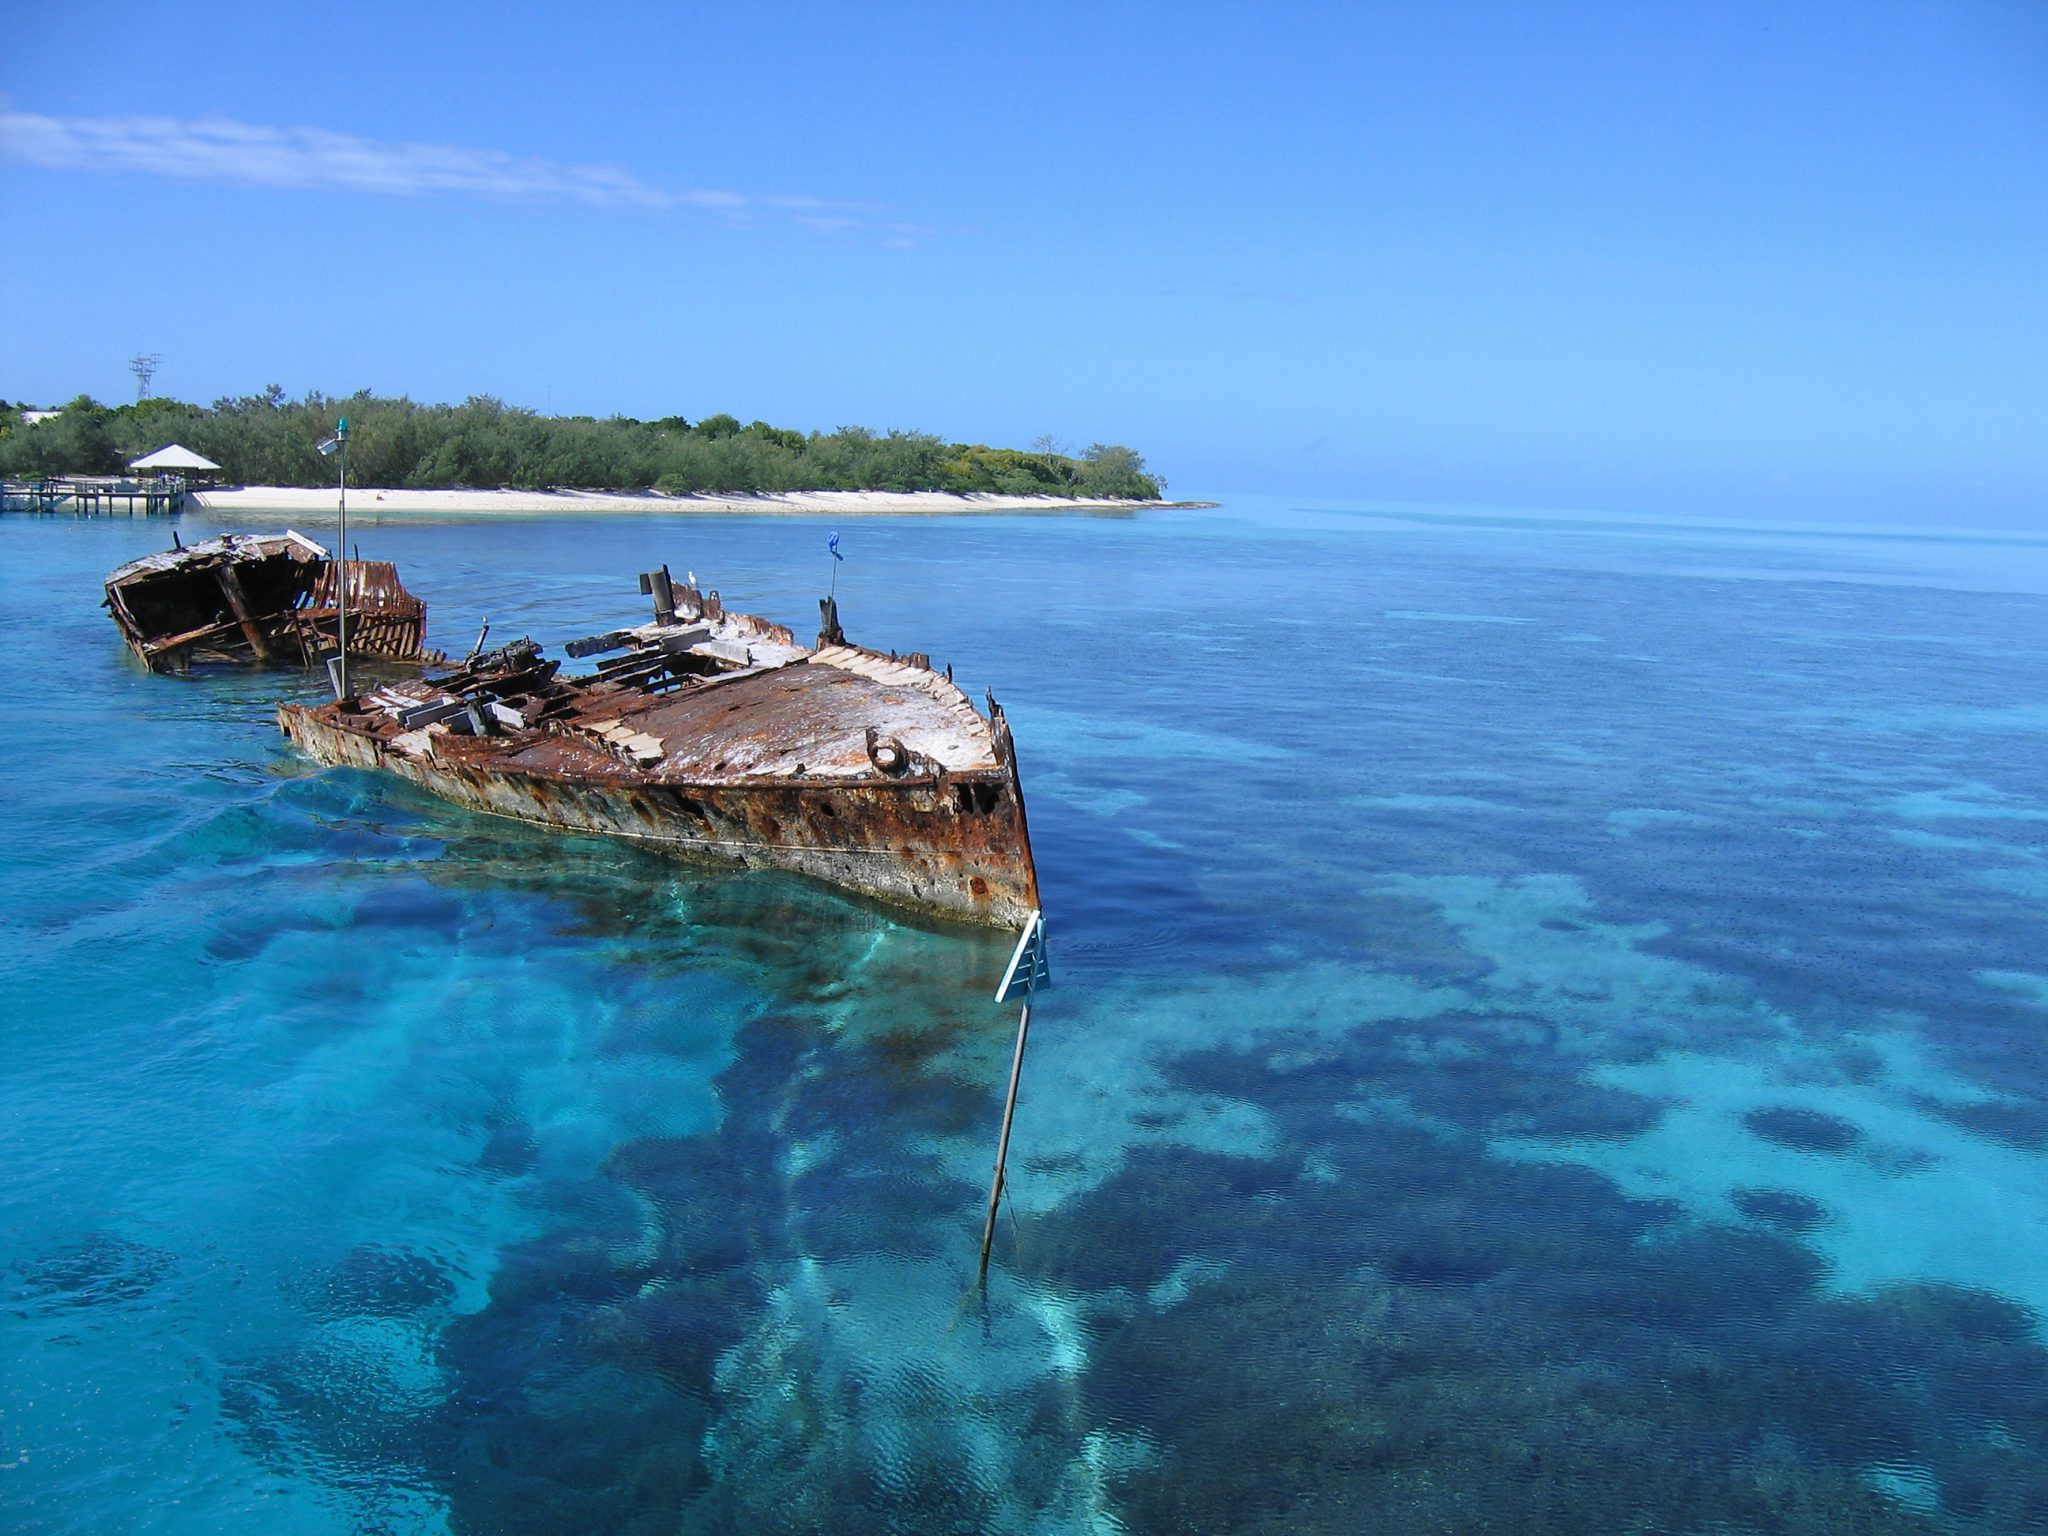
276, 569, 1040, 928
104, 531, 429, 674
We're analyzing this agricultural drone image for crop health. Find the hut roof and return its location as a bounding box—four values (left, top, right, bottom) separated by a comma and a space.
128, 443, 221, 471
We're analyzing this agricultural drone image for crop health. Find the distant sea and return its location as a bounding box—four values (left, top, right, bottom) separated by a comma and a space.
5, 498, 2048, 1534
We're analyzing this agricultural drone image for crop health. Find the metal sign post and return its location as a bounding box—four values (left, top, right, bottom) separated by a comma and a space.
979, 910, 1050, 1287
316, 416, 351, 701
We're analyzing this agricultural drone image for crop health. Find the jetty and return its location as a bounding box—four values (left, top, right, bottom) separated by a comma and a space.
2, 445, 221, 517
2, 474, 190, 516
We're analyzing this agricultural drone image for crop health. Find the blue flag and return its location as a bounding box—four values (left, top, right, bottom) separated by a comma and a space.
828, 532, 845, 562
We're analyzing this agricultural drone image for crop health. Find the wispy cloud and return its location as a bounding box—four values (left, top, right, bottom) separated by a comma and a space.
0, 107, 890, 234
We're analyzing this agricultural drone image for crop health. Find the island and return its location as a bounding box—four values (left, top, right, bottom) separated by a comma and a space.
0, 390, 1180, 511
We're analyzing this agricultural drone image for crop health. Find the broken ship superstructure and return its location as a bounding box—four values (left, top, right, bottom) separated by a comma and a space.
276, 570, 1039, 927
104, 531, 428, 673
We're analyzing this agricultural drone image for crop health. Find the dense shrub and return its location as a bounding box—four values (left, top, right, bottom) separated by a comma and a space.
0, 390, 1164, 500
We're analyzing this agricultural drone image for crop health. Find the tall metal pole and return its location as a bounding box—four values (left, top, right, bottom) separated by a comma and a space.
335, 417, 350, 702
978, 990, 1033, 1287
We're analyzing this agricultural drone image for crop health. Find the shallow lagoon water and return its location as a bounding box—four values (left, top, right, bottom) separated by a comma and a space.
5, 498, 2048, 1533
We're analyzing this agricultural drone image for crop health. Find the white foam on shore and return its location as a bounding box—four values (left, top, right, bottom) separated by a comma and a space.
193, 486, 1174, 518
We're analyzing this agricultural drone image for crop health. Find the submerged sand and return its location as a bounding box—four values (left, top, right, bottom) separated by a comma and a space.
194, 487, 1192, 517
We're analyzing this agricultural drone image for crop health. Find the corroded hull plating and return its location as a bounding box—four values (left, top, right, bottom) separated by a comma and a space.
275, 632, 1040, 928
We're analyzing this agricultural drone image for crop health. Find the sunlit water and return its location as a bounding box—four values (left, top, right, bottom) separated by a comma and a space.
5, 497, 2048, 1533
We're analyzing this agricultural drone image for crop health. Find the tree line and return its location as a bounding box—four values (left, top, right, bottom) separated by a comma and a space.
0, 390, 1164, 500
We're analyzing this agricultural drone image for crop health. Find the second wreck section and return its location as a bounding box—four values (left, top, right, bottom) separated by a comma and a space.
277, 577, 1040, 928
104, 531, 429, 673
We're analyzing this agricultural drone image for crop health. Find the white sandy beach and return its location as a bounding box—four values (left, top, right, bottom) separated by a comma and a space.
194, 487, 1186, 517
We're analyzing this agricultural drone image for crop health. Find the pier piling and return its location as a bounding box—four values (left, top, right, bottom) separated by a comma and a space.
0, 475, 188, 516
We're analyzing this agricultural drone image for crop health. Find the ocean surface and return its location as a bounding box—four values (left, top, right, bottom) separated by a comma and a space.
5, 497, 2048, 1534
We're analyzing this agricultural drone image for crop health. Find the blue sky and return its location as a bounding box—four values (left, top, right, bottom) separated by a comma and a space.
3, 1, 2044, 522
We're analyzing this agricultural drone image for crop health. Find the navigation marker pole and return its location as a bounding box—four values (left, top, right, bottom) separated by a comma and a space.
315, 416, 352, 702
979, 910, 1050, 1288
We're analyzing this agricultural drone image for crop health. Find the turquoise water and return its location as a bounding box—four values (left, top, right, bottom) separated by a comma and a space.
5, 498, 2048, 1533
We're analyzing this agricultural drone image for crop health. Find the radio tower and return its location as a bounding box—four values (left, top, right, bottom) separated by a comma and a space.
129, 353, 161, 401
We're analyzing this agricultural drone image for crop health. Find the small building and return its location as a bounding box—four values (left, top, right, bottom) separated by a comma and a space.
129, 443, 222, 487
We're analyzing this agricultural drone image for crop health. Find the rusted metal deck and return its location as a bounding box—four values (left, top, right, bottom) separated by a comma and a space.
277, 575, 1039, 927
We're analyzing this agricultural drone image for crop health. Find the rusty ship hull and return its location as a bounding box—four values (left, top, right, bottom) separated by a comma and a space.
277, 576, 1039, 928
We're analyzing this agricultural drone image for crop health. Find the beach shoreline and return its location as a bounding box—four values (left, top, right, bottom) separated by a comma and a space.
192, 486, 1209, 518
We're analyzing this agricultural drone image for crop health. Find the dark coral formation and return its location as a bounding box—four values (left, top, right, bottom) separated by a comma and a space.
1732, 1187, 1830, 1231
1744, 1106, 1864, 1154
1023, 1033, 2048, 1535
9, 1232, 176, 1311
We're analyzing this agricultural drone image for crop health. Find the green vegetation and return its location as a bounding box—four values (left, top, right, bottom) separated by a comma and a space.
0, 391, 1165, 500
